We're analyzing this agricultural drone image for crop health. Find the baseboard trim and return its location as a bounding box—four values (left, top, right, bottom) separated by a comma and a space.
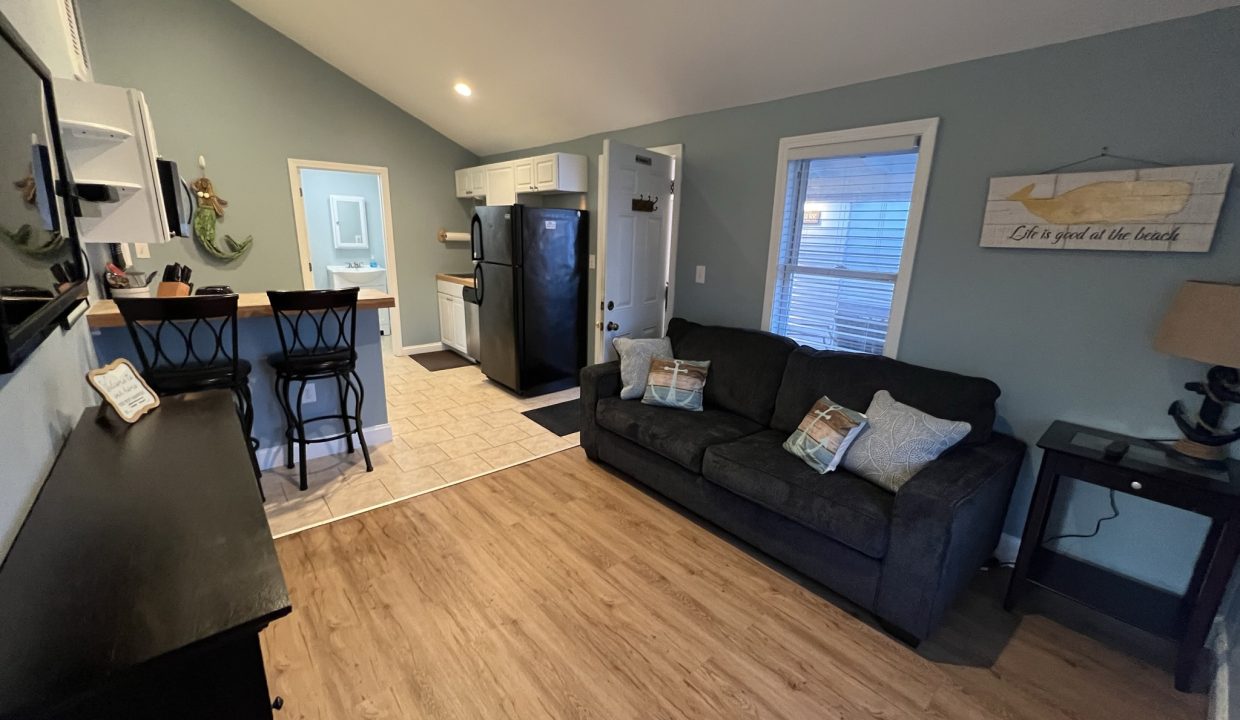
255, 423, 393, 471
402, 341, 444, 355
995, 532, 1021, 565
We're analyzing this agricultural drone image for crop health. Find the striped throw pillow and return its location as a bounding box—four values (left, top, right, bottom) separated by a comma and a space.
641, 358, 711, 411
782, 396, 868, 473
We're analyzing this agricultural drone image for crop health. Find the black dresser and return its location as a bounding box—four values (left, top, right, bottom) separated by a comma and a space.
0, 391, 291, 719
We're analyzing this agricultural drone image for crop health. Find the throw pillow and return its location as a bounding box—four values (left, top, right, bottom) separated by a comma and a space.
843, 390, 971, 492
782, 396, 868, 474
642, 358, 710, 411
613, 336, 673, 400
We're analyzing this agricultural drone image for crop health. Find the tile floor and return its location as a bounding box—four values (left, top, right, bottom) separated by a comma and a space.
260, 350, 580, 537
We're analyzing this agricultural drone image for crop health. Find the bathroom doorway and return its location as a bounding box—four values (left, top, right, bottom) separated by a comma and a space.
287, 159, 401, 353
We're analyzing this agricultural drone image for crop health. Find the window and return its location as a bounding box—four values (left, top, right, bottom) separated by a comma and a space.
762, 119, 938, 357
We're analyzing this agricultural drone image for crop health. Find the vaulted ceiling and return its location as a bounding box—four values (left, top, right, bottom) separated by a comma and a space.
232, 0, 1238, 156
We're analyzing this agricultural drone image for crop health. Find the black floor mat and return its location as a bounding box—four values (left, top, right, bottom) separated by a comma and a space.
522, 400, 580, 437
410, 350, 475, 372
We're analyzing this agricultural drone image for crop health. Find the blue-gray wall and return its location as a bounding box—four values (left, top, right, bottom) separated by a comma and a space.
485, 8, 1240, 594
79, 0, 479, 346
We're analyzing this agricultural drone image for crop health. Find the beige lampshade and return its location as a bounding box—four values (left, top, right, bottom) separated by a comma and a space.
1154, 281, 1240, 367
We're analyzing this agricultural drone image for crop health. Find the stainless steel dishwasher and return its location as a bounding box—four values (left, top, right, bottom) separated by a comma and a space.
462, 284, 481, 362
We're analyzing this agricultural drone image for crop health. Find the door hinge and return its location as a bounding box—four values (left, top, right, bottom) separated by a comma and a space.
298, 186, 303, 197
308, 262, 313, 272
670, 180, 675, 194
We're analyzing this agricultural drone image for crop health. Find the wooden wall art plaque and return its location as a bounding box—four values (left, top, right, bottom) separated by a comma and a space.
979, 163, 1232, 252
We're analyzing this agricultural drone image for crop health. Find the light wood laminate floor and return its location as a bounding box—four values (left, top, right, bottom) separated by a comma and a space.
261, 448, 1206, 719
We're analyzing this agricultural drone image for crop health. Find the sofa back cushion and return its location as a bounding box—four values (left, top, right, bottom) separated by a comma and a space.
666, 318, 798, 425
771, 347, 1000, 445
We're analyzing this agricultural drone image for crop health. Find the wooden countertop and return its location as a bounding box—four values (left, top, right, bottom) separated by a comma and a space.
436, 273, 475, 288
86, 289, 396, 328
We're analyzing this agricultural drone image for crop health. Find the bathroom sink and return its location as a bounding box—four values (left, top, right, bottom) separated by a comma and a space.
327, 266, 386, 286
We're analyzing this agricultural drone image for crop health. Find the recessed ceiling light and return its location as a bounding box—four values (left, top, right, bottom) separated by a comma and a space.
454, 82, 472, 97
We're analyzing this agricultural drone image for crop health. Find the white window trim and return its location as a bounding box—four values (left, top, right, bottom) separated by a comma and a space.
760, 118, 939, 359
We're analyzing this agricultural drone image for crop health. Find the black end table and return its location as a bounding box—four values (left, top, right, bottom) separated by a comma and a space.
1005, 420, 1240, 691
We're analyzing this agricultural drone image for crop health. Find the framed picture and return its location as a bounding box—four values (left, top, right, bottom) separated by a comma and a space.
86, 358, 160, 423
979, 163, 1232, 252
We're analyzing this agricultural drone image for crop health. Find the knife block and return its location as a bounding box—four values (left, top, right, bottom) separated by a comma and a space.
156, 282, 191, 298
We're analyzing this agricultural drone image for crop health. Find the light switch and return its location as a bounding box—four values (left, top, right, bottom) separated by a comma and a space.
302, 383, 317, 404
134, 242, 150, 259
588, 254, 596, 270
695, 265, 706, 284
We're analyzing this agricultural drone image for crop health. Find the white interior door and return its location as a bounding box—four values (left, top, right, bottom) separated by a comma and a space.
598, 140, 674, 362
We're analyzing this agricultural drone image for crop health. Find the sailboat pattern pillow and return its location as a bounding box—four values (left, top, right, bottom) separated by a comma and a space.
782, 396, 869, 473
642, 358, 711, 411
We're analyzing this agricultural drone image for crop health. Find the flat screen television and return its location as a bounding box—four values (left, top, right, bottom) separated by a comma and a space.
0, 11, 87, 374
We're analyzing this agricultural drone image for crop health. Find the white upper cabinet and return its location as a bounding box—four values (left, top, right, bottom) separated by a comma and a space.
485, 163, 516, 206
454, 152, 587, 200
512, 158, 535, 193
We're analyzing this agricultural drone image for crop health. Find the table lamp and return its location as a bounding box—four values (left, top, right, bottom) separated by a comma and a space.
1154, 280, 1240, 466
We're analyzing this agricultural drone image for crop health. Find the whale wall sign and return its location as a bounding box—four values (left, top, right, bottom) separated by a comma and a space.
979, 163, 1232, 252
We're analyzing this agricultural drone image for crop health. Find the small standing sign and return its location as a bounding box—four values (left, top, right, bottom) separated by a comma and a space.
86, 358, 160, 423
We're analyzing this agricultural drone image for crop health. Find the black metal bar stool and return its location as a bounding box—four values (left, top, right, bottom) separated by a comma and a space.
266, 288, 372, 490
115, 294, 263, 495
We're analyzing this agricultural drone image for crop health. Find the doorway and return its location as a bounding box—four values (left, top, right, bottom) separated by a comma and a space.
594, 142, 682, 363
287, 159, 402, 353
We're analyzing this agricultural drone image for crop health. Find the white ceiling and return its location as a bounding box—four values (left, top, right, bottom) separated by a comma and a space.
232, 0, 1238, 156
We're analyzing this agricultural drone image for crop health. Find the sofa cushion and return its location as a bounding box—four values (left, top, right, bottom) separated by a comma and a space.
702, 430, 893, 559
771, 347, 1000, 445
666, 318, 798, 426
596, 397, 763, 473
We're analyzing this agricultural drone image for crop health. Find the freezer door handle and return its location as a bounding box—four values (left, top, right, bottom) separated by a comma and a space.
470, 215, 483, 261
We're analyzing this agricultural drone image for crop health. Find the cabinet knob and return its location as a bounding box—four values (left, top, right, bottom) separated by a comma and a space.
1130, 481, 1143, 491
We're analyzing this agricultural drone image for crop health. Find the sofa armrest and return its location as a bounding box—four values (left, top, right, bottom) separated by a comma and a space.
579, 361, 622, 459
874, 433, 1026, 640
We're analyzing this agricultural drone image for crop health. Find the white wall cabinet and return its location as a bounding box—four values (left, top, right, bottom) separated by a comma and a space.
454, 152, 587, 201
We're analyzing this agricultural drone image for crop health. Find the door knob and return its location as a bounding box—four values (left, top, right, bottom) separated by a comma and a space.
606, 300, 614, 310
606, 321, 620, 331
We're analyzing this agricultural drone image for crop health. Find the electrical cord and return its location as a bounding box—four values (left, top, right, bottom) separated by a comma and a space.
1043, 488, 1120, 543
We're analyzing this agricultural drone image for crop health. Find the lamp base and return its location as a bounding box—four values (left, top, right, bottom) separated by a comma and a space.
1166, 437, 1230, 469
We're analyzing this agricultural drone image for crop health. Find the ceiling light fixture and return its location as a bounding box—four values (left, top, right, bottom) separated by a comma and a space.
454, 82, 472, 97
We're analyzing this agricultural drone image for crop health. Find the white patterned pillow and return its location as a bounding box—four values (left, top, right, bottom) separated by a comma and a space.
842, 390, 971, 492
613, 336, 673, 400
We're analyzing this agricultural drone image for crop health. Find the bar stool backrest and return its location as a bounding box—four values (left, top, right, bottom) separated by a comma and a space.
266, 288, 360, 360
115, 294, 242, 378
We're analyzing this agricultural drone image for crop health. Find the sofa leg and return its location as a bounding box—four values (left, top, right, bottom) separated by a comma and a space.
878, 619, 922, 649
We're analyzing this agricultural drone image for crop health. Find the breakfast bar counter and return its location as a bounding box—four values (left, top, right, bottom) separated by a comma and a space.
87, 290, 396, 470
85, 288, 396, 328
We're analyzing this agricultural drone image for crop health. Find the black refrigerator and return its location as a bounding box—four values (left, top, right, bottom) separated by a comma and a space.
469, 205, 588, 396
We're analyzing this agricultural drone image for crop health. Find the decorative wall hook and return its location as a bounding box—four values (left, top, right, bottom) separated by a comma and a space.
631, 194, 659, 213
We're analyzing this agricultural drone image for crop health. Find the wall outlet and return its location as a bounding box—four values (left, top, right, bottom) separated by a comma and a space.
695, 265, 706, 284
588, 254, 596, 270
133, 242, 150, 259
302, 382, 317, 404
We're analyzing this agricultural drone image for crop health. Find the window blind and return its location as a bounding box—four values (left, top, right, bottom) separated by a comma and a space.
769, 147, 920, 354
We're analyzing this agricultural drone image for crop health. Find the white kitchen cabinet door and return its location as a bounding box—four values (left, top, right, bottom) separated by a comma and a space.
454, 169, 471, 198
533, 154, 558, 190
438, 292, 458, 348
485, 163, 516, 206
468, 167, 487, 197
513, 158, 535, 192
449, 296, 468, 352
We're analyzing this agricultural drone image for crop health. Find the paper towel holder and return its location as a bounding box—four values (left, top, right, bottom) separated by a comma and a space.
438, 228, 470, 243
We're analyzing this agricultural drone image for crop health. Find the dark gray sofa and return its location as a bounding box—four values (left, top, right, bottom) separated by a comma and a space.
580, 318, 1026, 643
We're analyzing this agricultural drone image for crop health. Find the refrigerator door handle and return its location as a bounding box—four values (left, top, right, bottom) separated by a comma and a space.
470, 215, 483, 261
473, 264, 484, 303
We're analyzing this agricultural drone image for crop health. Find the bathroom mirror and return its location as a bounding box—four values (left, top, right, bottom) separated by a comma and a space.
330, 194, 368, 249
